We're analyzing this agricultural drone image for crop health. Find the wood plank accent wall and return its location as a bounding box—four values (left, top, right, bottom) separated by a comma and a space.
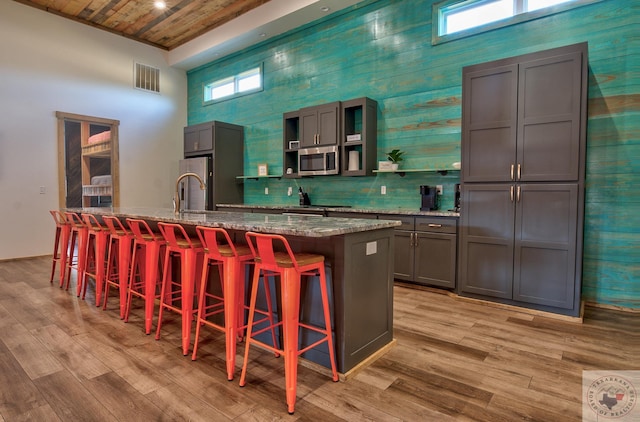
186, 0, 639, 309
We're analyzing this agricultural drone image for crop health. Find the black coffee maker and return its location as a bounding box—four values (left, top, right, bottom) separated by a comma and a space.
420, 185, 439, 211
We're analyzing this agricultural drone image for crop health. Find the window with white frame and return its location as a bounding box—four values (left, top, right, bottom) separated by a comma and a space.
204, 65, 262, 103
433, 0, 603, 43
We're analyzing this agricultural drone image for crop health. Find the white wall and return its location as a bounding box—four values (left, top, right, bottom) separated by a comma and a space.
0, 2, 187, 260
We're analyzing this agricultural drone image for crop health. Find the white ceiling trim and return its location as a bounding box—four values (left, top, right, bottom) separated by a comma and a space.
167, 0, 362, 70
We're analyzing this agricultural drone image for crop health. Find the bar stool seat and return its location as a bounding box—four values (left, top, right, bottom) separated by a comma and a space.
81, 213, 109, 306
240, 231, 339, 414
49, 210, 70, 287
192, 226, 277, 381
155, 222, 204, 355
102, 216, 134, 319
124, 218, 165, 335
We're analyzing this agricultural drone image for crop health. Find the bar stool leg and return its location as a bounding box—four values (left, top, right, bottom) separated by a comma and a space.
64, 230, 76, 291
118, 236, 132, 319
318, 264, 339, 382
239, 268, 262, 388
180, 248, 198, 355
282, 268, 301, 415
75, 228, 89, 298
59, 225, 71, 288
223, 257, 239, 380
144, 242, 160, 335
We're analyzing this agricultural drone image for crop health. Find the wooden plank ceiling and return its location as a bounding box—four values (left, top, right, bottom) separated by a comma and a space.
14, 0, 272, 50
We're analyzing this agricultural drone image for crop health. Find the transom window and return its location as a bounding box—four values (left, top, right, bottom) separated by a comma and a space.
203, 65, 262, 103
433, 0, 603, 44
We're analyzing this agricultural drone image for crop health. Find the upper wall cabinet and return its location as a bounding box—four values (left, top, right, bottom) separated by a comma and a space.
299, 101, 340, 147
341, 97, 378, 176
462, 47, 585, 183
184, 123, 214, 155
283, 97, 377, 178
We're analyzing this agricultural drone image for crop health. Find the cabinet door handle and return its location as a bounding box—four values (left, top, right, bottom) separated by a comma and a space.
410, 232, 416, 247
517, 185, 521, 202
517, 163, 521, 180
194, 141, 199, 151
414, 232, 418, 247
510, 185, 514, 202
510, 164, 514, 180
428, 224, 442, 228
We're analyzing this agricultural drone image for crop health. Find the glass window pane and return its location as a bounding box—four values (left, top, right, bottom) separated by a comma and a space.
238, 73, 261, 92
445, 0, 514, 34
211, 81, 234, 99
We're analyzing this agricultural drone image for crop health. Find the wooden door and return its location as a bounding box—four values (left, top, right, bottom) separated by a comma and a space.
56, 112, 120, 208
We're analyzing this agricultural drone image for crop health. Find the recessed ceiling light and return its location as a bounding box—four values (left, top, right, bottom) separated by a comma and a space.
154, 1, 166, 9
320, 6, 330, 12
259, 33, 267, 37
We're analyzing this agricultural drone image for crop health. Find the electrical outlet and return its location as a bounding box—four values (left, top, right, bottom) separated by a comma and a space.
39, 186, 46, 194
287, 186, 293, 196
264, 187, 269, 195
436, 185, 443, 195
381, 185, 386, 195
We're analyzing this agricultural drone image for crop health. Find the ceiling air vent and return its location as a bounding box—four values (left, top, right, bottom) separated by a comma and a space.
134, 62, 160, 93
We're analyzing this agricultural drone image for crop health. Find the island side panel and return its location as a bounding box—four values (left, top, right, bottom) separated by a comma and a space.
339, 227, 395, 372
286, 228, 394, 373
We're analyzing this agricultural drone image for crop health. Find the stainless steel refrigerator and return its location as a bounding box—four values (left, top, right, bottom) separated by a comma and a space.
178, 156, 212, 211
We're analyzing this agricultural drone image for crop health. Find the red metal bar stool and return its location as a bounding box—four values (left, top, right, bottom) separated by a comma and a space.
124, 218, 165, 335
155, 222, 204, 355
102, 216, 134, 319
63, 211, 89, 295
240, 231, 339, 414
81, 213, 109, 306
192, 226, 277, 381
49, 210, 70, 287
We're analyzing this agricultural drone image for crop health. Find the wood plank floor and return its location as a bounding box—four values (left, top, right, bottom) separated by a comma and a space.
0, 256, 638, 421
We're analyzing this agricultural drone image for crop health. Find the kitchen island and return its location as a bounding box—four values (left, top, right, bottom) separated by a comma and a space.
74, 207, 401, 375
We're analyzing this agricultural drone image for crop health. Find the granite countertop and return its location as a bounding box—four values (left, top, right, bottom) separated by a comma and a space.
70, 207, 400, 238
216, 203, 460, 218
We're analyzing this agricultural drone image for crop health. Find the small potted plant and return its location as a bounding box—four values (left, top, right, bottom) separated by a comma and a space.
387, 149, 405, 171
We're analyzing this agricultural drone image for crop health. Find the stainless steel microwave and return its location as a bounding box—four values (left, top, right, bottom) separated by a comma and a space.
298, 145, 339, 176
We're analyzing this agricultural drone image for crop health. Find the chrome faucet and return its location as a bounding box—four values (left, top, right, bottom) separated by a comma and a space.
174, 172, 206, 213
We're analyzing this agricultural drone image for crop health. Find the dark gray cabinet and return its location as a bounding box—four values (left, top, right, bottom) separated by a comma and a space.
184, 123, 214, 154
300, 102, 340, 147
390, 216, 457, 289
283, 111, 300, 178
183, 120, 244, 207
461, 49, 584, 183
283, 98, 378, 178
459, 43, 587, 316
341, 97, 377, 176
282, 102, 340, 178
459, 183, 578, 308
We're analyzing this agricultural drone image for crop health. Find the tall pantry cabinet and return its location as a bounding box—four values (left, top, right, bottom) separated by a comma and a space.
458, 43, 588, 317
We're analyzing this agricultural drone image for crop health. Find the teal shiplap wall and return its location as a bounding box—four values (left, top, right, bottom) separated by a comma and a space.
187, 0, 639, 309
